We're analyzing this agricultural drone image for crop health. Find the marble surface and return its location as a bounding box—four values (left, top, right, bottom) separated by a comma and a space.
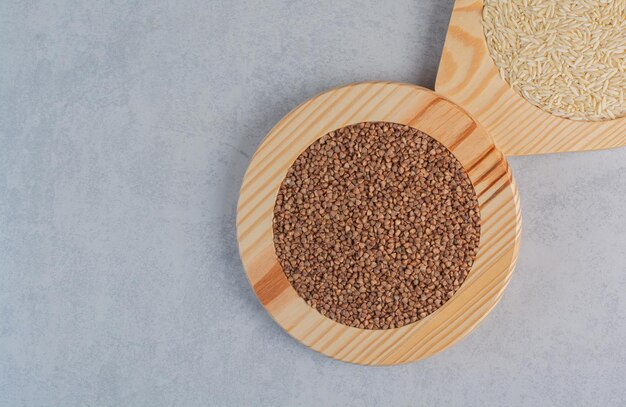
1, 0, 625, 405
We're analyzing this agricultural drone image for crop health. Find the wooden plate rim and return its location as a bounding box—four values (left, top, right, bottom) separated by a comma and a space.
237, 81, 521, 364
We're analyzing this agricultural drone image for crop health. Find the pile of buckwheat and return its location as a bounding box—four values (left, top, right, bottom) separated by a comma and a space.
273, 122, 481, 329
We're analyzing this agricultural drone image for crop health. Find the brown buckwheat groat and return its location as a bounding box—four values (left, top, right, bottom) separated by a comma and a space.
273, 122, 481, 330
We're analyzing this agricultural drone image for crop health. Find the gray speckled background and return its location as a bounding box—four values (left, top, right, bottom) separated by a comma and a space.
1, 0, 625, 406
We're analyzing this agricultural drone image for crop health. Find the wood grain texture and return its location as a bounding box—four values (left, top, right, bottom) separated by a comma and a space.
237, 82, 521, 365
435, 0, 626, 156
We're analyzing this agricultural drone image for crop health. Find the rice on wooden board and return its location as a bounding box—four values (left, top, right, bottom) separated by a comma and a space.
483, 0, 626, 121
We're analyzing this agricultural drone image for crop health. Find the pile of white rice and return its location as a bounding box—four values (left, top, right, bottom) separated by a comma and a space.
483, 0, 626, 121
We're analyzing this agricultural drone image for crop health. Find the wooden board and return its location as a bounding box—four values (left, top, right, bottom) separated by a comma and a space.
435, 0, 626, 156
237, 82, 521, 365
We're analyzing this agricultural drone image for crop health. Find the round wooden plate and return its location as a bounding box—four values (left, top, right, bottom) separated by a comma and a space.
436, 0, 626, 156
237, 82, 521, 365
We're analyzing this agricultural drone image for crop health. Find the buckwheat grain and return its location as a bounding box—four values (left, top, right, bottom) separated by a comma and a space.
273, 122, 481, 329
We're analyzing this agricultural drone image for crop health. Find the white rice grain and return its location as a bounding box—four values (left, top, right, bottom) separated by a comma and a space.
483, 0, 626, 121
